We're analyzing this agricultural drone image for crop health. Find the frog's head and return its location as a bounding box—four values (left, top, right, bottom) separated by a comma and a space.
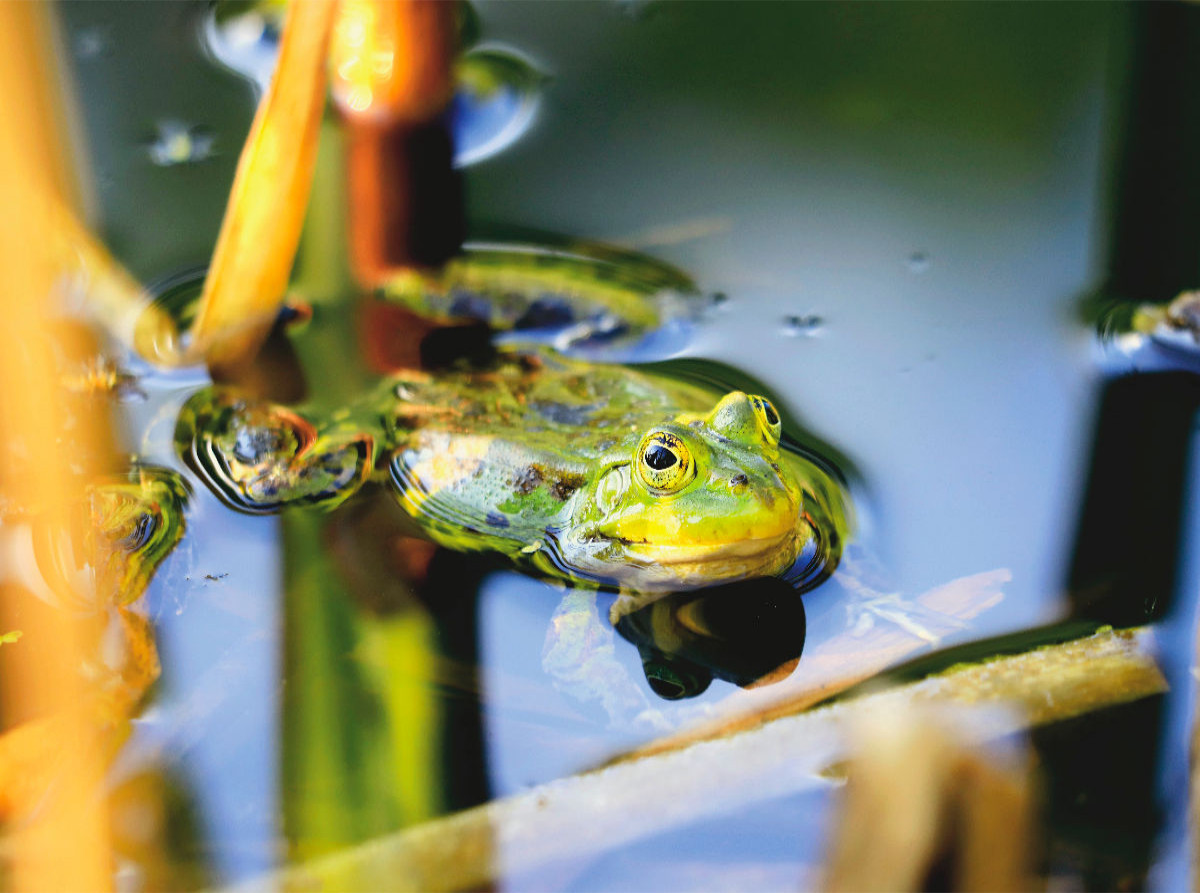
561, 391, 810, 592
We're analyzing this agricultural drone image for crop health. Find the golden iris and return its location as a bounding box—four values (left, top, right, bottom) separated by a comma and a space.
750, 395, 781, 445
634, 431, 695, 494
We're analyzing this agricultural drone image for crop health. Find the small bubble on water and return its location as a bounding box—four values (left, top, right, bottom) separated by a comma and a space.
75, 26, 110, 60
781, 314, 825, 337
906, 251, 931, 274
146, 121, 215, 167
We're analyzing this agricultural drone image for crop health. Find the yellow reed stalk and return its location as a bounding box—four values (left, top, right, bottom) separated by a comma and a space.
54, 200, 173, 351
190, 0, 337, 372
0, 3, 113, 889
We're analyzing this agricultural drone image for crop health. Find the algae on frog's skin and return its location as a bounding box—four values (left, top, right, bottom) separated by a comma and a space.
176, 344, 851, 598
386, 350, 843, 594
165, 238, 853, 602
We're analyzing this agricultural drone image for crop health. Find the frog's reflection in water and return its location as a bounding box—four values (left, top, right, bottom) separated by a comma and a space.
615, 577, 806, 700
212, 481, 812, 859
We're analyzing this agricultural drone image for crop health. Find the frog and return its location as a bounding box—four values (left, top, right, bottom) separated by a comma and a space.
383, 350, 848, 611
25, 465, 190, 720
382, 338, 851, 722
175, 243, 851, 606
168, 239, 854, 721
0, 464, 189, 822
176, 353, 847, 599
1088, 287, 1200, 370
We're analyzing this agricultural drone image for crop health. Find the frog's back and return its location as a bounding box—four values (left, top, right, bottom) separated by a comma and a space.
388, 352, 718, 554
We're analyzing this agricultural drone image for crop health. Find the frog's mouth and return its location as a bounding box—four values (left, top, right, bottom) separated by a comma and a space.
610, 528, 799, 565
561, 523, 804, 592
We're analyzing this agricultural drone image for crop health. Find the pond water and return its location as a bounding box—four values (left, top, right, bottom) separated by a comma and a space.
45, 1, 1200, 889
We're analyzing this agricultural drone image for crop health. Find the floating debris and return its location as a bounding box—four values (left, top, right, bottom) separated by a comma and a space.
238, 627, 1163, 893
74, 26, 110, 60
145, 120, 215, 167
782, 314, 825, 338
906, 250, 931, 274
203, 2, 283, 91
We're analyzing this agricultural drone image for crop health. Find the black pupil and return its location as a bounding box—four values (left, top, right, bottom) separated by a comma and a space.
761, 401, 779, 425
645, 444, 677, 470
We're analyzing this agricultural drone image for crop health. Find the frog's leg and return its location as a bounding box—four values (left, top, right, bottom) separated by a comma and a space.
836, 550, 970, 647
377, 241, 704, 357
608, 589, 666, 626
541, 586, 669, 731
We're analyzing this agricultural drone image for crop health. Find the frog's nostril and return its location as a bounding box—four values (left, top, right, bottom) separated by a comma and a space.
730, 473, 749, 488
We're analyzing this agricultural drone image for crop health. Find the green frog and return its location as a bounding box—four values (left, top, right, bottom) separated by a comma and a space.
386, 353, 847, 601
175, 243, 852, 606
170, 241, 854, 721
0, 463, 189, 827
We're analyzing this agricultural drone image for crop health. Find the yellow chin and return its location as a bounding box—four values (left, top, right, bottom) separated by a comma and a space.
564, 524, 804, 594
621, 528, 800, 569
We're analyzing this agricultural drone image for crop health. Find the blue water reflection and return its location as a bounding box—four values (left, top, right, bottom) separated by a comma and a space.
49, 0, 1181, 888
131, 497, 281, 885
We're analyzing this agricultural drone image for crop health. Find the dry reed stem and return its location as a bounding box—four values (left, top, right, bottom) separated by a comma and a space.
0, 3, 114, 889
822, 709, 1036, 892
228, 627, 1161, 893
190, 0, 337, 373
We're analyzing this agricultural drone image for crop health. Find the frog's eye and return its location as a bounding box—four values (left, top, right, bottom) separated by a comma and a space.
750, 395, 782, 445
634, 431, 695, 495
